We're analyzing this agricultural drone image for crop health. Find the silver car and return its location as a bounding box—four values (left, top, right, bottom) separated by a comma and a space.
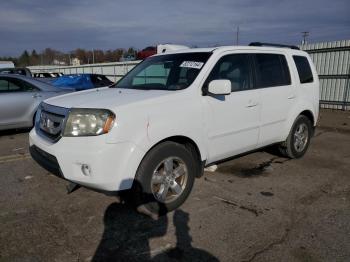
0, 75, 71, 131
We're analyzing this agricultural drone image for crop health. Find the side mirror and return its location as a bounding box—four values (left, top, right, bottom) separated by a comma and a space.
208, 80, 231, 95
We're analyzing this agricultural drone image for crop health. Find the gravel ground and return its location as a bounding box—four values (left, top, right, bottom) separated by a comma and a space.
0, 109, 349, 262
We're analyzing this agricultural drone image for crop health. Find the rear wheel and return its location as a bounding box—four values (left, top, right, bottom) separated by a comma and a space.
131, 141, 196, 215
279, 115, 312, 159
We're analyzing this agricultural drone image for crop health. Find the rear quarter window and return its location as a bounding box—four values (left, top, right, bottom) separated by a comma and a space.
293, 55, 314, 84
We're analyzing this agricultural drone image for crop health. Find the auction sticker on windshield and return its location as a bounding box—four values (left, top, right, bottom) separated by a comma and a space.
180, 61, 204, 69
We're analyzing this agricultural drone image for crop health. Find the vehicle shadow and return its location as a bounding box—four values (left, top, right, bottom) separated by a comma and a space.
92, 183, 219, 261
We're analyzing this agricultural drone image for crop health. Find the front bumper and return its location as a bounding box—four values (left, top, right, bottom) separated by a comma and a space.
29, 128, 146, 191
29, 145, 63, 178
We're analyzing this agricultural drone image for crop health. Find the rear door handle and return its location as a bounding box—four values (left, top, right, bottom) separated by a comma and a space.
288, 95, 296, 99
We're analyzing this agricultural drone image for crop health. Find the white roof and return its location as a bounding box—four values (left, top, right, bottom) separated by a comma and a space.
156, 45, 307, 56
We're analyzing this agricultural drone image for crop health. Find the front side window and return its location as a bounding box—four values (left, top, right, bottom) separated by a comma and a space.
293, 55, 314, 84
205, 54, 252, 92
19, 80, 39, 91
0, 79, 9, 91
0, 78, 37, 92
8, 79, 23, 91
254, 54, 291, 88
0, 78, 22, 92
115, 52, 212, 90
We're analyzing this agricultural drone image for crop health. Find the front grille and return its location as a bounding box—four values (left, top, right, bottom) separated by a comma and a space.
35, 103, 70, 143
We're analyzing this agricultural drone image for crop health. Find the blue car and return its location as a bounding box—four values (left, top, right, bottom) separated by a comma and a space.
52, 74, 114, 91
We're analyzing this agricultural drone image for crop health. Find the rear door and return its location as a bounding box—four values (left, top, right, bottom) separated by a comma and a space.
0, 77, 41, 128
203, 53, 261, 162
252, 52, 296, 146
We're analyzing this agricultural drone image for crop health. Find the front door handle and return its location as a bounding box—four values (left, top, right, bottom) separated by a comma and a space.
32, 93, 42, 98
246, 100, 258, 108
288, 95, 296, 99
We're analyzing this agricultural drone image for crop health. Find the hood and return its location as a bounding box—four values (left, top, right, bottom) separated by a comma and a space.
44, 87, 172, 109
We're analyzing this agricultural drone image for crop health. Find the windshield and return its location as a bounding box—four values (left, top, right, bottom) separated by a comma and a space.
114, 52, 212, 90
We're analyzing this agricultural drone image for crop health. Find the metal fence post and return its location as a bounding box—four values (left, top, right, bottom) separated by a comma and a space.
343, 62, 350, 110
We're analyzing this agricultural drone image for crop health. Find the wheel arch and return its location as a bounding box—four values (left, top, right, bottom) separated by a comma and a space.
283, 101, 317, 140
140, 135, 205, 178
299, 109, 315, 127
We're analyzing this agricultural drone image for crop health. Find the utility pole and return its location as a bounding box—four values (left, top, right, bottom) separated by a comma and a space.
236, 26, 240, 45
92, 49, 95, 64
301, 31, 309, 45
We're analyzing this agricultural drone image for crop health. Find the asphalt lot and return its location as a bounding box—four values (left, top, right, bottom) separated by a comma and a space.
0, 109, 349, 262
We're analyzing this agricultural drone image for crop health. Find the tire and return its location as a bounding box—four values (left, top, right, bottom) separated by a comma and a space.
130, 141, 196, 216
279, 115, 312, 159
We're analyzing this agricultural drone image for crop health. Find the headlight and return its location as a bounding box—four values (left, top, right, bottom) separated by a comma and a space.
63, 108, 115, 137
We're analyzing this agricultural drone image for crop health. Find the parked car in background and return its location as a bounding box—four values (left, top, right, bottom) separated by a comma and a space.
0, 75, 72, 131
137, 46, 157, 60
119, 54, 136, 62
0, 67, 32, 77
34, 72, 64, 78
29, 43, 319, 215
51, 74, 114, 91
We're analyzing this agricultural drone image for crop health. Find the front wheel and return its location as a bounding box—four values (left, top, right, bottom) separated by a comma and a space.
131, 141, 196, 216
279, 115, 312, 159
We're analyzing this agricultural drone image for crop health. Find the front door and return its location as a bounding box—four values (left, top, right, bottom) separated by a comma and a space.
203, 53, 261, 163
0, 77, 40, 128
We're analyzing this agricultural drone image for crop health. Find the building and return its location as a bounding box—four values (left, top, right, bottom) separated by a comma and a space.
53, 59, 66, 66
71, 57, 81, 66
0, 61, 15, 69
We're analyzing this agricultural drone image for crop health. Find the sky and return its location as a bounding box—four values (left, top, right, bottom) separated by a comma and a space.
0, 0, 349, 56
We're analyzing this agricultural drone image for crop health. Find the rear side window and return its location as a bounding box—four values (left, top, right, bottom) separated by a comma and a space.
293, 56, 314, 83
254, 54, 291, 88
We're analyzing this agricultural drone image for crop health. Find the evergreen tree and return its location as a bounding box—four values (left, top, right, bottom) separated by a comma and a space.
31, 49, 40, 65
18, 50, 30, 66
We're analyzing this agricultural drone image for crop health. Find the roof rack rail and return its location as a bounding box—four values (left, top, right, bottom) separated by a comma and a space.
249, 42, 300, 50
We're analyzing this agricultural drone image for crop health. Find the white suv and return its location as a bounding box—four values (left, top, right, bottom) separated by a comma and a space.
29, 43, 319, 214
